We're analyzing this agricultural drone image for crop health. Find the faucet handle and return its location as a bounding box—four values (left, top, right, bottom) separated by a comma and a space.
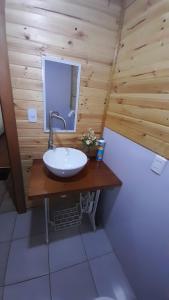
50, 111, 59, 118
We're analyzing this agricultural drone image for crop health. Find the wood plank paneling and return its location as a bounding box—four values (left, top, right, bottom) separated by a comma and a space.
106, 0, 169, 159
6, 0, 121, 31
5, 0, 122, 200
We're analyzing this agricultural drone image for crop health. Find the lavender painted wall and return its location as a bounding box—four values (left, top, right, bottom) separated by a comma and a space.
101, 127, 169, 300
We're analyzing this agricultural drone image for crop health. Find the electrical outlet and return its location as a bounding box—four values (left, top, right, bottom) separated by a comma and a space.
151, 155, 167, 175
27, 108, 37, 123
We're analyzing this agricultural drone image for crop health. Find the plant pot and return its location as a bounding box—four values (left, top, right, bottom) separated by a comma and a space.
82, 145, 96, 159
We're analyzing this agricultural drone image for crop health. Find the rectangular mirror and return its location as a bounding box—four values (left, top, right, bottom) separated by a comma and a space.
42, 56, 81, 132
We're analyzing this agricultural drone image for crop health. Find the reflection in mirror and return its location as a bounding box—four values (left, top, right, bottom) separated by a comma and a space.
42, 56, 81, 132
0, 104, 4, 136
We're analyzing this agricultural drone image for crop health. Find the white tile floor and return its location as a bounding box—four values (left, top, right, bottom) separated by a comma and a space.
0, 182, 136, 300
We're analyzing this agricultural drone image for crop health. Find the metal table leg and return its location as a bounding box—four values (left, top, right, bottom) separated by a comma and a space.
89, 189, 101, 231
44, 197, 49, 244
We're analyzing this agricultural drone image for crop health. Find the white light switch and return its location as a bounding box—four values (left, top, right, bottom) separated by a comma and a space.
151, 155, 167, 175
27, 108, 37, 123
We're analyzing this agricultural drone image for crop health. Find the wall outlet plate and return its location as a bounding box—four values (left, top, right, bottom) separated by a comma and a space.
27, 108, 37, 123
151, 155, 167, 175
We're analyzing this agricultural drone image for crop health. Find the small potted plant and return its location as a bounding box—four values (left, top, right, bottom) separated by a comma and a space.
81, 128, 97, 158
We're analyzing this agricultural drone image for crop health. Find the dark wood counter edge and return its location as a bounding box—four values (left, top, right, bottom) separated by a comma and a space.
28, 182, 122, 201
28, 159, 122, 201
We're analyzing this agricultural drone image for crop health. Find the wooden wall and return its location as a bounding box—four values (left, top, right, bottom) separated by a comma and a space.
105, 0, 169, 159
5, 0, 122, 199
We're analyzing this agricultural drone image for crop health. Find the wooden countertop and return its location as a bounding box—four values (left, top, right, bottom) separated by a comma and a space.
28, 159, 122, 201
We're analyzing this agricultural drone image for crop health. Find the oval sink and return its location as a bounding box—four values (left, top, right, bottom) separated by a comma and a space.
43, 147, 88, 178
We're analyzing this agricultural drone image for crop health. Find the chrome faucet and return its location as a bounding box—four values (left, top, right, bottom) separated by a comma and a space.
48, 111, 66, 149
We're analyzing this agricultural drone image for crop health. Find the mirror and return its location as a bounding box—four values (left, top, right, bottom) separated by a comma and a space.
42, 56, 81, 132
0, 104, 4, 136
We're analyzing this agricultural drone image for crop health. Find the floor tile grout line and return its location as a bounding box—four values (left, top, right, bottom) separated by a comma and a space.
103, 220, 137, 298
0, 208, 14, 216
78, 227, 99, 298
2, 212, 18, 299
45, 227, 114, 275
3, 230, 86, 288
109, 243, 138, 300
2, 230, 86, 288
10, 222, 74, 243
10, 225, 69, 242
2, 273, 49, 288
2, 250, 114, 289
11, 231, 46, 242
3, 260, 89, 288
0, 240, 12, 245
49, 258, 88, 275
11, 207, 45, 242
47, 242, 52, 300
89, 250, 114, 262
1, 216, 115, 298
10, 225, 97, 243
1, 286, 4, 300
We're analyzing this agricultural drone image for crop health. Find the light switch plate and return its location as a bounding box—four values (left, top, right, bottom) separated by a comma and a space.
27, 108, 37, 123
151, 155, 167, 175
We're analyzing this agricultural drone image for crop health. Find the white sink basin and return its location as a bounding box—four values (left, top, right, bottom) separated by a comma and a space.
43, 147, 88, 178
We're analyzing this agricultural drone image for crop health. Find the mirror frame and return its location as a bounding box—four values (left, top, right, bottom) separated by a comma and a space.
42, 56, 81, 133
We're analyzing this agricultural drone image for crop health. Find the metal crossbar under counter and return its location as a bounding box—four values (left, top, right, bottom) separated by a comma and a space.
28, 159, 122, 243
